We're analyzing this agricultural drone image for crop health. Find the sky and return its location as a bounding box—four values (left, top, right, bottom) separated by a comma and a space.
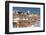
13, 7, 40, 15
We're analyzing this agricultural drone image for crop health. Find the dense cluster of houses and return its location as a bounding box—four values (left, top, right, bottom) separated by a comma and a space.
13, 11, 40, 27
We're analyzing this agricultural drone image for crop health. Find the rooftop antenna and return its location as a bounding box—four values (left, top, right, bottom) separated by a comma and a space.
16, 10, 19, 14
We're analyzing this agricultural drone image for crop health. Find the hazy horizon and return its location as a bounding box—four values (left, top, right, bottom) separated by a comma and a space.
13, 7, 40, 15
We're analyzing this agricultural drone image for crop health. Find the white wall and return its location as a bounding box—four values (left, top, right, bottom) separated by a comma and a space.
0, 0, 46, 35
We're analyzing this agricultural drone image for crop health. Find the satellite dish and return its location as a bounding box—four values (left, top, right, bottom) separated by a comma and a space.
28, 10, 30, 14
